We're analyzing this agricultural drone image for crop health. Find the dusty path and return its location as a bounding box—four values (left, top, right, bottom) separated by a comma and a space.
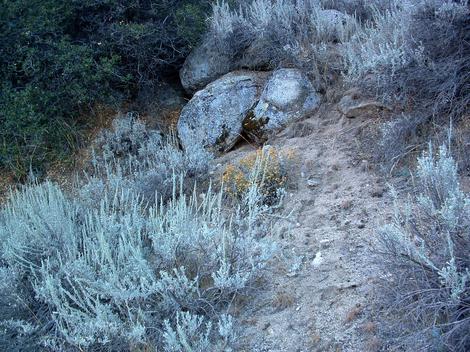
218, 106, 393, 351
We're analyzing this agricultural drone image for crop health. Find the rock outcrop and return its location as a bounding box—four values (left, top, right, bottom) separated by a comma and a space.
178, 68, 322, 152
179, 42, 234, 94
246, 69, 321, 142
177, 71, 267, 153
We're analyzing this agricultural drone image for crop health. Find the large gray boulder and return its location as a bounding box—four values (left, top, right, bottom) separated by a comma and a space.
245, 69, 321, 142
179, 42, 235, 94
177, 71, 267, 153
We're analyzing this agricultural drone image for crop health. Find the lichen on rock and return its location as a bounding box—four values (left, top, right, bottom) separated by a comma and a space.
248, 69, 321, 142
177, 71, 268, 153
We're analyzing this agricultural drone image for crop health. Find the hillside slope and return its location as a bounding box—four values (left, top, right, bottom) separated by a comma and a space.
213, 105, 392, 351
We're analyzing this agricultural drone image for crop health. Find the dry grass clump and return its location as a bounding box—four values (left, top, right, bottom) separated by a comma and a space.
272, 291, 296, 312
222, 146, 296, 204
345, 304, 363, 323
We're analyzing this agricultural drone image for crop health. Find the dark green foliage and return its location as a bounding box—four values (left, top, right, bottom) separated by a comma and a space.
0, 0, 211, 178
0, 0, 117, 177
70, 0, 212, 86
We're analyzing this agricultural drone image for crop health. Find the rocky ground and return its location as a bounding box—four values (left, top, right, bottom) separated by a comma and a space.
213, 105, 394, 351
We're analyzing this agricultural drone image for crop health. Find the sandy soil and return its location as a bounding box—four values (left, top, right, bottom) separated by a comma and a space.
214, 106, 394, 352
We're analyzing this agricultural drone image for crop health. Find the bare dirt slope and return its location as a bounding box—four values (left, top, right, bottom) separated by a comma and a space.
216, 106, 393, 351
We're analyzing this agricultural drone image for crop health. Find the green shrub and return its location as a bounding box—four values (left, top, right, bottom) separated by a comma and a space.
0, 0, 212, 178
0, 46, 119, 178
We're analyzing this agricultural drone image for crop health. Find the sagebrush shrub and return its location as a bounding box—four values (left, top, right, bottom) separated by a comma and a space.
207, 0, 361, 84
374, 114, 422, 172
344, 0, 470, 170
0, 175, 276, 350
0, 109, 285, 350
163, 312, 236, 351
379, 143, 470, 351
82, 113, 212, 205
322, 0, 394, 21
95, 113, 162, 159
343, 1, 412, 89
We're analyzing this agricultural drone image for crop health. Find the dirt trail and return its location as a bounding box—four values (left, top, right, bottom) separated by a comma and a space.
218, 106, 393, 351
